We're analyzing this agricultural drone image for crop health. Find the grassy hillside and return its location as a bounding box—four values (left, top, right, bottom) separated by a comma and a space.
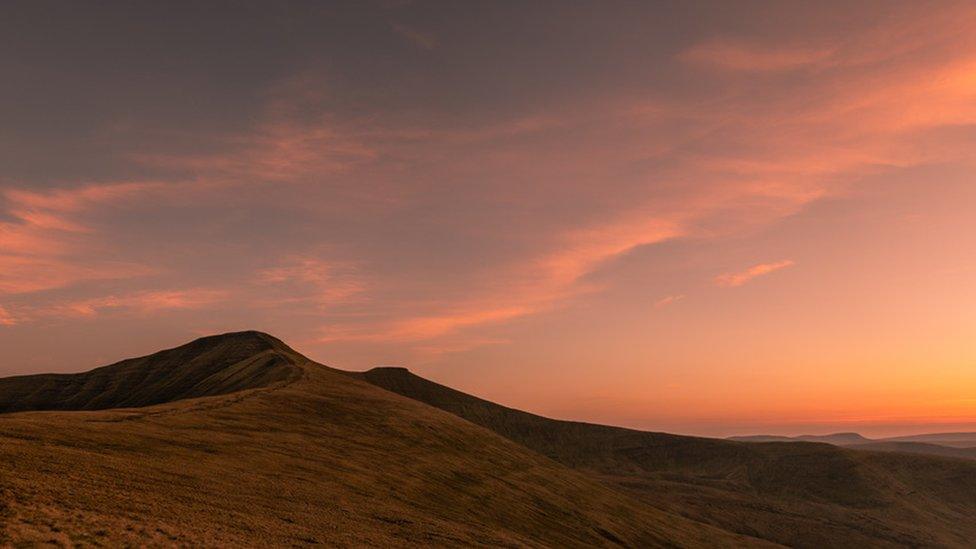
0, 332, 755, 547
356, 366, 976, 548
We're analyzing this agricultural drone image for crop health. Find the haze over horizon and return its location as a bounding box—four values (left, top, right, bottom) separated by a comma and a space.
1, 1, 975, 438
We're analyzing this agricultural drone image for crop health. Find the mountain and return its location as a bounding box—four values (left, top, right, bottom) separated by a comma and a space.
883, 432, 976, 448
3, 332, 976, 547
729, 433, 871, 445
0, 331, 301, 412
356, 366, 976, 548
729, 432, 976, 461
847, 442, 976, 460
0, 331, 751, 547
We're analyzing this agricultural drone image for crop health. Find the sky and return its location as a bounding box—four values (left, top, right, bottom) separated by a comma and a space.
1, 1, 975, 438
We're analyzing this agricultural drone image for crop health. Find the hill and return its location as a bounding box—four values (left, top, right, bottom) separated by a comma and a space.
884, 432, 976, 448
847, 442, 976, 460
729, 433, 870, 445
730, 432, 976, 461
0, 331, 753, 547
0, 331, 301, 412
356, 366, 976, 548
4, 332, 976, 547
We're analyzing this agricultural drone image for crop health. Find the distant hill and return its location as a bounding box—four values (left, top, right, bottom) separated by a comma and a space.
848, 442, 976, 460
357, 366, 976, 548
884, 432, 976, 448
729, 432, 976, 461
0, 331, 751, 547
729, 433, 871, 445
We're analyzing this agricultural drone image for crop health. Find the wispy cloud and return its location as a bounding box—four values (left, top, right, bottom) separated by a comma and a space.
257, 256, 366, 308
654, 294, 685, 309
2, 2, 975, 371
391, 22, 437, 50
0, 305, 16, 326
680, 39, 833, 72
715, 260, 795, 288
23, 289, 227, 321
67, 289, 227, 317
0, 182, 161, 295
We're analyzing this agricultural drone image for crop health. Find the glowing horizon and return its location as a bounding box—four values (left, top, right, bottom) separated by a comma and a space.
1, 1, 975, 438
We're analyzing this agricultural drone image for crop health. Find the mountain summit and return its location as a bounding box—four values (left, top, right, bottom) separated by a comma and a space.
0, 331, 300, 413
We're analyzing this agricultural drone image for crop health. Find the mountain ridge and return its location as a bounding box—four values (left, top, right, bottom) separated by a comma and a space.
355, 365, 976, 547
0, 331, 755, 547
3, 333, 976, 547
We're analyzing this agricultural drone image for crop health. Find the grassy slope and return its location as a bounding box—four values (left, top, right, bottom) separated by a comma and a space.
356, 367, 976, 548
0, 332, 756, 547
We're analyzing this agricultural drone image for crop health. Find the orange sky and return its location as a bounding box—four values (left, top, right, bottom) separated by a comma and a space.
1, 1, 974, 437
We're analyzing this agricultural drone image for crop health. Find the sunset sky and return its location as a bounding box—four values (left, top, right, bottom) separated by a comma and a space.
2, 1, 975, 437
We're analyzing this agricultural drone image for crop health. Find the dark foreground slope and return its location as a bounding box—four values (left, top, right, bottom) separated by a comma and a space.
0, 332, 754, 547
357, 367, 976, 548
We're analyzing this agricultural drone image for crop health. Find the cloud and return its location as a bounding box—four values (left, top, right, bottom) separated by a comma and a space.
654, 295, 685, 309
715, 260, 795, 288
391, 22, 437, 50
31, 289, 228, 320
0, 182, 159, 295
0, 257, 153, 295
4, 3, 976, 363
257, 256, 366, 307
135, 121, 378, 184
0, 305, 16, 326
680, 39, 833, 72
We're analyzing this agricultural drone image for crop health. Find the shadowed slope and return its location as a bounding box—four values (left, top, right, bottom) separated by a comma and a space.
731, 432, 976, 460
356, 366, 976, 548
848, 442, 976, 460
883, 432, 976, 448
0, 332, 757, 547
0, 331, 301, 412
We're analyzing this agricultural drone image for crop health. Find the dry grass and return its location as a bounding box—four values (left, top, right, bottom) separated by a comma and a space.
0, 332, 757, 547
359, 366, 976, 548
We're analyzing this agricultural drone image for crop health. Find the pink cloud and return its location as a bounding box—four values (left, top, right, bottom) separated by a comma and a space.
715, 260, 795, 288
41, 289, 228, 319
0, 305, 16, 326
3, 182, 159, 214
257, 257, 366, 307
681, 39, 833, 72
311, 4, 976, 353
0, 182, 162, 295
0, 256, 153, 295
654, 295, 685, 309
6, 3, 975, 364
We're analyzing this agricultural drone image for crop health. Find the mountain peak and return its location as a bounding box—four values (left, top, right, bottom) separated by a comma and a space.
367, 365, 411, 373
0, 330, 302, 413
